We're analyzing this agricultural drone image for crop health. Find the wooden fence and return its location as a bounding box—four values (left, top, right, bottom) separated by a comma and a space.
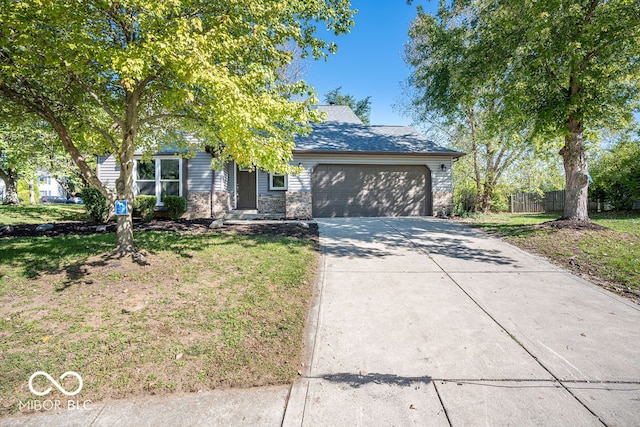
509, 190, 599, 213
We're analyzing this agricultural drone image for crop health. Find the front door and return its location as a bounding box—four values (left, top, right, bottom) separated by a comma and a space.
236, 167, 256, 209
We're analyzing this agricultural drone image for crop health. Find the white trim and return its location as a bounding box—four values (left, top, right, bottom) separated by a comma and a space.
134, 156, 183, 206
233, 161, 237, 209
268, 173, 288, 191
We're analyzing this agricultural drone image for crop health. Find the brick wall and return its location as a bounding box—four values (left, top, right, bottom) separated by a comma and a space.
432, 191, 454, 216
259, 193, 285, 214
186, 191, 211, 219
213, 191, 232, 218
286, 191, 312, 219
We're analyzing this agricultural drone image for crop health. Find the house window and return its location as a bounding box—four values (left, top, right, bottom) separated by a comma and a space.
135, 158, 182, 204
269, 174, 287, 191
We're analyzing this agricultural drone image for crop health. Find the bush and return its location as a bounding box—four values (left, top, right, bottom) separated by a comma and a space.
163, 196, 186, 220
590, 140, 640, 210
81, 187, 110, 223
17, 180, 39, 205
133, 195, 157, 222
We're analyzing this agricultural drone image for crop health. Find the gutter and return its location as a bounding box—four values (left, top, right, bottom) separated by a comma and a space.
292, 149, 466, 158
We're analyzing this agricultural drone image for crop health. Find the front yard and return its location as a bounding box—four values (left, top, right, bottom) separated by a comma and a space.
0, 209, 318, 416
457, 212, 640, 300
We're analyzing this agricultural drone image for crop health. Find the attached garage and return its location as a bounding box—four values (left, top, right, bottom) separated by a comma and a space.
312, 164, 432, 217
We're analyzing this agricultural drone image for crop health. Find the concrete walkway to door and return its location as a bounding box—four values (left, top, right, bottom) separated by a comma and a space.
284, 217, 640, 426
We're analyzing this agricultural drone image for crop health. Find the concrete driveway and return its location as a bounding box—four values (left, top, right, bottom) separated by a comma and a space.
284, 217, 640, 426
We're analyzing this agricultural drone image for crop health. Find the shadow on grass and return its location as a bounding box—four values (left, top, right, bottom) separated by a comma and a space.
468, 223, 545, 238
0, 230, 303, 287
0, 204, 86, 224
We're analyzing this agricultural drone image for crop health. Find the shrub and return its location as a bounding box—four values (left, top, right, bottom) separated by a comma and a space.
81, 187, 110, 223
163, 196, 186, 220
133, 195, 157, 222
590, 140, 640, 210
17, 180, 40, 205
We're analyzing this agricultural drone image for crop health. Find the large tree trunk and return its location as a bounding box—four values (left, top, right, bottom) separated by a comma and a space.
560, 115, 590, 221
113, 91, 140, 256
114, 153, 135, 255
480, 183, 494, 214
0, 168, 20, 204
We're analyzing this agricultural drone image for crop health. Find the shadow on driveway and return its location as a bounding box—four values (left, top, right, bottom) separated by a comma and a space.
318, 217, 517, 267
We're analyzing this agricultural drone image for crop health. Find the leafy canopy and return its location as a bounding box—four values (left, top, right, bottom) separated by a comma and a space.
408, 0, 640, 140
0, 0, 356, 174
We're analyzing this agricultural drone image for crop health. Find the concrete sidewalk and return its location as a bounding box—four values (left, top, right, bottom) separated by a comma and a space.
3, 217, 639, 426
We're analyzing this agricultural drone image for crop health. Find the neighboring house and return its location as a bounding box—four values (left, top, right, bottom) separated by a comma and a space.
0, 179, 5, 202
97, 105, 464, 219
37, 171, 67, 198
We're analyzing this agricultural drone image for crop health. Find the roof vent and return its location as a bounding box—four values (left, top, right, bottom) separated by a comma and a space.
328, 101, 335, 105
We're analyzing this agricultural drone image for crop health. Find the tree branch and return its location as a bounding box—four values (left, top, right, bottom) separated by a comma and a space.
138, 112, 196, 126
66, 68, 124, 129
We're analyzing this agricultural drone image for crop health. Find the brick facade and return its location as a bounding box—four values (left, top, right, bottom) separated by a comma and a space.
186, 191, 211, 219
213, 191, 233, 218
286, 191, 312, 219
258, 193, 285, 214
432, 191, 454, 216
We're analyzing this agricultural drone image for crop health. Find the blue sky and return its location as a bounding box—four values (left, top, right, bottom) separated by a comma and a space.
305, 0, 438, 126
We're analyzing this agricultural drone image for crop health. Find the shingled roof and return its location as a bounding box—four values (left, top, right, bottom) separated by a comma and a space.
294, 105, 464, 156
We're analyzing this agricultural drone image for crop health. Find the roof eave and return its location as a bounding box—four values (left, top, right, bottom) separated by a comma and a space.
292, 149, 466, 158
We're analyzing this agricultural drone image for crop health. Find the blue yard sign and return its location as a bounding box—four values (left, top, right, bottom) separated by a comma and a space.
115, 200, 128, 215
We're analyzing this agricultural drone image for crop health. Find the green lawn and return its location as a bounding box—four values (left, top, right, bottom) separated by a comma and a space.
458, 212, 640, 294
0, 228, 317, 415
0, 204, 87, 225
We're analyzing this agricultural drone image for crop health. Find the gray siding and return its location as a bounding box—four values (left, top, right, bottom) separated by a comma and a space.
187, 151, 213, 192
257, 170, 288, 195
97, 155, 119, 190
225, 162, 234, 193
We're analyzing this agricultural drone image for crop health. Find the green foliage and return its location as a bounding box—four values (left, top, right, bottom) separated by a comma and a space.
16, 180, 39, 205
405, 0, 640, 218
163, 196, 186, 220
134, 195, 157, 222
324, 87, 372, 125
81, 187, 109, 224
590, 139, 640, 210
0, 0, 355, 251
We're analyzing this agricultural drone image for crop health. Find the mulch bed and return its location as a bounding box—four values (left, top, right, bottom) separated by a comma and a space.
537, 218, 609, 231
0, 218, 319, 241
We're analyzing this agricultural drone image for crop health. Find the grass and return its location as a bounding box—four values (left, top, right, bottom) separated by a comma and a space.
0, 228, 317, 416
457, 211, 640, 294
0, 204, 87, 225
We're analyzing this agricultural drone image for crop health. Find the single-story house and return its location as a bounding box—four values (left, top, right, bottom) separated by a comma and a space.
97, 105, 464, 219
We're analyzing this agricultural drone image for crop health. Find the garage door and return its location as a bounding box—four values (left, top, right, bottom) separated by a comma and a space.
312, 164, 432, 217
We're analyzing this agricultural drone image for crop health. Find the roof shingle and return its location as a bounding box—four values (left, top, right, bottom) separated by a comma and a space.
294, 105, 464, 156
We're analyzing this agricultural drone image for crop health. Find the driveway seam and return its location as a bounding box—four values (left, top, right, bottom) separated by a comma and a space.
307, 244, 329, 374
431, 381, 453, 427
380, 218, 609, 426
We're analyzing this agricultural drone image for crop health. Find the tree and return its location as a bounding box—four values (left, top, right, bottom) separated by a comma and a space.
590, 134, 640, 210
405, 0, 640, 222
404, 15, 534, 213
0, 118, 52, 204
0, 1, 355, 254
324, 87, 372, 125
